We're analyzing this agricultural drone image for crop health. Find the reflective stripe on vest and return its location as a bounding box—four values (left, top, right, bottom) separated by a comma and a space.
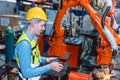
16, 32, 40, 64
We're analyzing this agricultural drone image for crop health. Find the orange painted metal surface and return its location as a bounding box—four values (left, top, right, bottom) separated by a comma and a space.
47, 16, 67, 58
66, 45, 79, 68
37, 34, 44, 55
97, 46, 112, 65
68, 71, 92, 80
96, 36, 112, 65
47, 0, 120, 65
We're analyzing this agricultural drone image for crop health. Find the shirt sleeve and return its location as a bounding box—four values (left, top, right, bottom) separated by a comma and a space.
15, 41, 50, 78
40, 56, 46, 63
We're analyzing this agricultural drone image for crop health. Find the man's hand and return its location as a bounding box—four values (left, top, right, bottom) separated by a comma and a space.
49, 62, 63, 72
46, 57, 58, 63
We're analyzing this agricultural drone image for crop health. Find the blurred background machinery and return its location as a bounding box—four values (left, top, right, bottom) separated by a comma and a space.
0, 0, 120, 80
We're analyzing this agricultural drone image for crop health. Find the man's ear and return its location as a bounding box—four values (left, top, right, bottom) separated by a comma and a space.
31, 22, 36, 28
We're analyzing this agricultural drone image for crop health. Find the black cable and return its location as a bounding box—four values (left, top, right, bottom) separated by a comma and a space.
110, 15, 114, 28
101, 6, 111, 28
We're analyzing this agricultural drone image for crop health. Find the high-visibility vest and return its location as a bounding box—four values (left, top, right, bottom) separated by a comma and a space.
16, 32, 40, 64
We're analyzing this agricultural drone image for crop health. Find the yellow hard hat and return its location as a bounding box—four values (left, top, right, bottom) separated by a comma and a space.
25, 7, 47, 21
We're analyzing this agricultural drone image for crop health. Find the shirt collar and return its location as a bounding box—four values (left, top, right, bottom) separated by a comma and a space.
24, 30, 37, 41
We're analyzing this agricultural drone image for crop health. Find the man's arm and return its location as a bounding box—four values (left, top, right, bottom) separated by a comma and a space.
40, 56, 46, 63
15, 41, 50, 78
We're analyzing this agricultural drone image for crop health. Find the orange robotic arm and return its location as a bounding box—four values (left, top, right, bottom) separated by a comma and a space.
47, 0, 120, 65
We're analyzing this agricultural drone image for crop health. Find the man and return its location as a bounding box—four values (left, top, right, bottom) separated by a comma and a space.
15, 7, 63, 80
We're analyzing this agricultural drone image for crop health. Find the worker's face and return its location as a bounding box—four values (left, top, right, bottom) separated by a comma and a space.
33, 20, 46, 35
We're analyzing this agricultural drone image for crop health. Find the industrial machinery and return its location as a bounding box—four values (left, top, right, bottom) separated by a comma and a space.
47, 0, 120, 80
6, 0, 120, 80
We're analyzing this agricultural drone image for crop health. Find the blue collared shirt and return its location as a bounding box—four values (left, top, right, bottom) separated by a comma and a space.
15, 31, 50, 78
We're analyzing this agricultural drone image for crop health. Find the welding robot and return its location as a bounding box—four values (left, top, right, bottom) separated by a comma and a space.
46, 0, 120, 80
